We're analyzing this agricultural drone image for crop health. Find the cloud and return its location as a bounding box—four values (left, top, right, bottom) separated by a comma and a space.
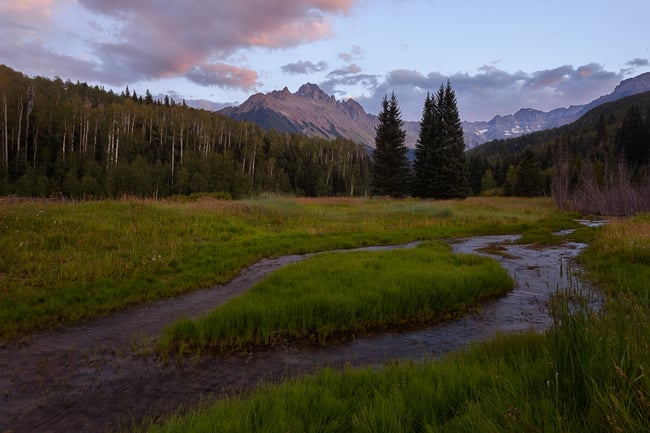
75, 0, 354, 86
0, 0, 55, 19
338, 45, 363, 62
1, 0, 355, 89
282, 60, 329, 75
185, 64, 259, 90
0, 39, 103, 83
319, 72, 379, 97
355, 64, 624, 121
327, 63, 362, 77
626, 58, 649, 68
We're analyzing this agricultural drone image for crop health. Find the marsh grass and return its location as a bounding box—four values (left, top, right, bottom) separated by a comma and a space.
517, 227, 564, 246
158, 242, 513, 353
0, 196, 572, 340
137, 214, 650, 433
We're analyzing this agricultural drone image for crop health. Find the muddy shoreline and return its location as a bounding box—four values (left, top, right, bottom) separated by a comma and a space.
0, 236, 588, 433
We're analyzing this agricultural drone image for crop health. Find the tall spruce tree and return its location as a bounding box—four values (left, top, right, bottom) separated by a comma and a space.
514, 147, 543, 197
440, 81, 468, 198
413, 81, 468, 199
618, 105, 649, 175
372, 93, 410, 197
413, 92, 438, 197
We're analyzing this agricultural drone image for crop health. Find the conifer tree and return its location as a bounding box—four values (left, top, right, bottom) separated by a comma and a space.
413, 82, 468, 199
372, 93, 410, 197
413, 92, 438, 197
514, 147, 543, 197
440, 81, 468, 198
618, 105, 648, 175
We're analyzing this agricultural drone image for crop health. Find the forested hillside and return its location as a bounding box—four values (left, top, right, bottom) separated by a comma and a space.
467, 91, 650, 214
0, 65, 372, 198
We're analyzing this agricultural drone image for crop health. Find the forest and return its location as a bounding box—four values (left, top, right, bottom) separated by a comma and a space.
467, 91, 650, 214
2, 63, 650, 212
0, 65, 372, 199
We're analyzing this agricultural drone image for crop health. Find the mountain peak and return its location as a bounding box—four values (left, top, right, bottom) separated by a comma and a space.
296, 82, 324, 98
612, 72, 650, 98
462, 72, 650, 148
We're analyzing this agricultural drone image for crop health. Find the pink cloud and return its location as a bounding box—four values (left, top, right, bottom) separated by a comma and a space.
1, 0, 55, 15
70, 0, 355, 87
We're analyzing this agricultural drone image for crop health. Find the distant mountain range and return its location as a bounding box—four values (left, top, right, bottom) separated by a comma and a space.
218, 73, 650, 149
462, 72, 650, 147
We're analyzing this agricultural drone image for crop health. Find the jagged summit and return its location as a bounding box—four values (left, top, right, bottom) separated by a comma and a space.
218, 83, 416, 147
219, 73, 650, 150
296, 83, 325, 98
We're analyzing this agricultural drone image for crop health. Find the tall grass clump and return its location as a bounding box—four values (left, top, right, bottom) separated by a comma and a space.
571, 215, 650, 431
159, 241, 513, 354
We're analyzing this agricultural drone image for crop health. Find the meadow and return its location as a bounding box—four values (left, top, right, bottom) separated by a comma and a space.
0, 195, 573, 341
158, 241, 513, 353
139, 215, 650, 433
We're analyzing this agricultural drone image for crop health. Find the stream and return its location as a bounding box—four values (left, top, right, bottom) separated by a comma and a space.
0, 235, 588, 433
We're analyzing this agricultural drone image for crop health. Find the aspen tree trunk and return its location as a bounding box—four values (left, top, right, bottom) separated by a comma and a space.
2, 94, 7, 171
32, 128, 38, 168
171, 127, 175, 185
179, 124, 184, 168
62, 126, 67, 162
16, 100, 23, 163
24, 86, 34, 165
114, 126, 119, 164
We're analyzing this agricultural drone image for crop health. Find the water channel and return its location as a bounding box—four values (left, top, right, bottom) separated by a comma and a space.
0, 234, 589, 433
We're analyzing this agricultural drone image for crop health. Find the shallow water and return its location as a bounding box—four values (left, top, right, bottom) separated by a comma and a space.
0, 236, 588, 433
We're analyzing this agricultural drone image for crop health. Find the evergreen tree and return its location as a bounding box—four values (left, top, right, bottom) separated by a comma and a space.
372, 93, 410, 197
413, 92, 437, 197
413, 82, 468, 199
439, 81, 468, 198
618, 105, 648, 174
514, 147, 543, 197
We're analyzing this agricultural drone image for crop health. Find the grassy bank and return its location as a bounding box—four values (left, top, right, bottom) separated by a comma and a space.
0, 196, 573, 341
159, 242, 513, 354
137, 216, 650, 433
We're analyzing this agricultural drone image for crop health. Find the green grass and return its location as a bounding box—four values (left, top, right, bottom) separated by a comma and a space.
135, 214, 650, 433
0, 196, 574, 341
159, 242, 513, 354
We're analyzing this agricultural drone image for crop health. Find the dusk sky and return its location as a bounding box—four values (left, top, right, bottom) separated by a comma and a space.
1, 0, 649, 121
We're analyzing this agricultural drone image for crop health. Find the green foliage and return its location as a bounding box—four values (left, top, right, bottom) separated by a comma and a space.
0, 65, 372, 199
468, 91, 650, 211
372, 93, 410, 197
517, 227, 563, 246
618, 105, 649, 176
514, 147, 544, 197
159, 242, 513, 353
414, 83, 468, 199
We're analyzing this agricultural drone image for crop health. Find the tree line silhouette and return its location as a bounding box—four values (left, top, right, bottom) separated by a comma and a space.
0, 65, 372, 199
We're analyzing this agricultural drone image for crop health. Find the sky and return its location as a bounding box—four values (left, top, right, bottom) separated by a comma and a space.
1, 0, 649, 122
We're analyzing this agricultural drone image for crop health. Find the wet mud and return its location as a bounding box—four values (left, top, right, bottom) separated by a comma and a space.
0, 236, 587, 433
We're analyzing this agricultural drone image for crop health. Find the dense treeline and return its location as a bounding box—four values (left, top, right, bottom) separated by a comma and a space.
467, 91, 650, 213
0, 65, 372, 198
372, 84, 469, 198
413, 82, 468, 199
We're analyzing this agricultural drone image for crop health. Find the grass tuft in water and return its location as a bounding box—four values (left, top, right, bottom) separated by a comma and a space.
158, 241, 513, 354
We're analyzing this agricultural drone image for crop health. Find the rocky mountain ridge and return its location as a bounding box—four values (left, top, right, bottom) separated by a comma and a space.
463, 72, 650, 147
219, 73, 650, 149
219, 83, 385, 147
